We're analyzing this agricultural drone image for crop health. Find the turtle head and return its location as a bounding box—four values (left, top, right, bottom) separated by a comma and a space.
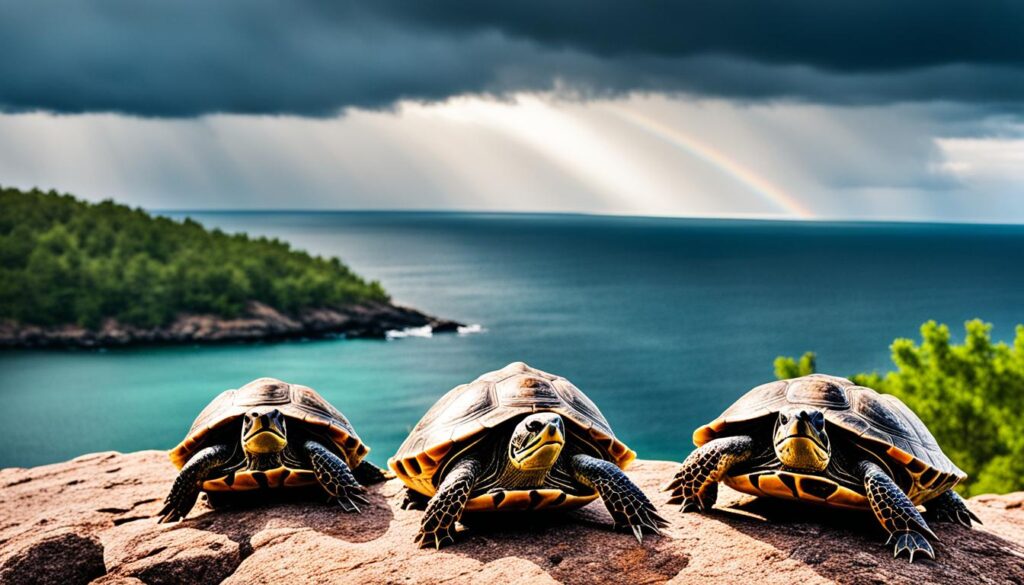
241, 409, 288, 455
508, 413, 565, 472
773, 408, 830, 472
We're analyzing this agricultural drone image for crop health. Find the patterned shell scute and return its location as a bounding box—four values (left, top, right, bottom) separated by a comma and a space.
389, 362, 636, 496
785, 376, 852, 409
169, 377, 367, 469
693, 374, 965, 490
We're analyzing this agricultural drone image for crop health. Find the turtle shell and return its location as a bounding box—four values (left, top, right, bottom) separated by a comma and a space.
389, 362, 636, 501
693, 374, 965, 505
169, 377, 368, 470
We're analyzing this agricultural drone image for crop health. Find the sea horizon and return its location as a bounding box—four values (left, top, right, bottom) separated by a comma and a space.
147, 207, 1024, 228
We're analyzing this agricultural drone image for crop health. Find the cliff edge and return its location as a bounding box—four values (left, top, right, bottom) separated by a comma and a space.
1, 452, 1022, 584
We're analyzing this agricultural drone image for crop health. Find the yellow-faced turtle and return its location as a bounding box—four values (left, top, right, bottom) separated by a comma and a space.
668, 374, 978, 562
389, 362, 666, 549
158, 377, 387, 522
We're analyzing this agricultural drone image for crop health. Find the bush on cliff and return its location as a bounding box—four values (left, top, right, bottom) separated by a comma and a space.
0, 187, 388, 328
775, 320, 1024, 496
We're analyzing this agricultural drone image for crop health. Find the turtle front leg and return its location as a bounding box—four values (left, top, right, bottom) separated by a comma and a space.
304, 440, 368, 513
925, 488, 982, 529
352, 459, 392, 485
157, 444, 232, 523
571, 454, 667, 543
416, 457, 481, 549
665, 436, 753, 512
859, 460, 938, 562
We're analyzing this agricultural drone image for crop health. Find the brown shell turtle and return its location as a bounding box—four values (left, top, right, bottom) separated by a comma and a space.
667, 374, 978, 562
158, 377, 387, 522
389, 361, 666, 548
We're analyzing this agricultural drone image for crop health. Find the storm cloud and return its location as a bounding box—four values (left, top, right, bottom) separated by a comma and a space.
2, 0, 1023, 117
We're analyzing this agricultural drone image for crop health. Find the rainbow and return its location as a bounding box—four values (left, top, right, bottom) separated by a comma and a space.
604, 105, 815, 219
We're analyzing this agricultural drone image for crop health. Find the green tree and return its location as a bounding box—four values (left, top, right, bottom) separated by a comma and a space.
776, 320, 1024, 495
0, 186, 389, 328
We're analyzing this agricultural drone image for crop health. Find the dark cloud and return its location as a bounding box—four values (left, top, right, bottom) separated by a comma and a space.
375, 1, 1024, 72
1, 1, 1022, 117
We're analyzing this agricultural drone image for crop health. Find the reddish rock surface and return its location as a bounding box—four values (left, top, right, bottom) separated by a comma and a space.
1, 451, 1022, 584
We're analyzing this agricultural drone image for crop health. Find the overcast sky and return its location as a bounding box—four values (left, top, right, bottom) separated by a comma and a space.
2, 1, 1023, 222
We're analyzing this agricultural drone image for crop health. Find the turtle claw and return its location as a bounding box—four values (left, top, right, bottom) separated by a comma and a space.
156, 503, 183, 524
941, 506, 983, 529
668, 478, 717, 514
611, 521, 646, 543
609, 496, 665, 543
638, 515, 663, 536
415, 525, 458, 549
675, 495, 707, 513
889, 530, 935, 563
631, 524, 644, 544
637, 509, 666, 535
156, 505, 174, 523
962, 508, 983, 527
156, 495, 194, 523
649, 510, 670, 527
330, 488, 367, 513
661, 476, 683, 492
911, 518, 939, 543
332, 497, 359, 513
926, 491, 982, 529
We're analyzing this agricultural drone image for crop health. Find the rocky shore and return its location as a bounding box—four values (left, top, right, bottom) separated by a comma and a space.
0, 301, 463, 349
1, 451, 1022, 584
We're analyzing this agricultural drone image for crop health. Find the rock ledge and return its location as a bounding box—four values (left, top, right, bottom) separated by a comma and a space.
1, 451, 1022, 584
0, 301, 464, 349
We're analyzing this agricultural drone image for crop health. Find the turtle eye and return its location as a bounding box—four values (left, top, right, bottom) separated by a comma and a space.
526, 419, 542, 432
811, 412, 825, 430
779, 414, 789, 425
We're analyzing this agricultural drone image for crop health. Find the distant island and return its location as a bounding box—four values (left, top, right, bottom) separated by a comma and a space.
0, 187, 461, 348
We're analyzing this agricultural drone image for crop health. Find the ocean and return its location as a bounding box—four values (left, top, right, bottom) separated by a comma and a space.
2, 212, 1022, 469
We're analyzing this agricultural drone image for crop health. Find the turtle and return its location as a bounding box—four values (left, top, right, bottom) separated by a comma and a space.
157, 377, 388, 522
389, 361, 667, 549
666, 373, 979, 562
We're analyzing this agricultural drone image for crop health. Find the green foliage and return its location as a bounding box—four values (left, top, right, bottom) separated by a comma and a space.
775, 320, 1024, 496
0, 186, 389, 328
774, 351, 817, 379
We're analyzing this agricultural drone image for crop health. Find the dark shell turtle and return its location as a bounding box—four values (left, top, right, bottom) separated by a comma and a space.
389, 362, 664, 548
158, 378, 386, 523
169, 377, 368, 476
668, 374, 977, 563
390, 361, 635, 508
693, 374, 965, 506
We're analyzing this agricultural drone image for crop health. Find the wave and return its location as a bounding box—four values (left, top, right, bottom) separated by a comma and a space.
457, 323, 485, 335
384, 323, 485, 340
385, 325, 434, 340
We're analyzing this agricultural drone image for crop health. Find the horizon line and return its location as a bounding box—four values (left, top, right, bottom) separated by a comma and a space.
150, 208, 1024, 228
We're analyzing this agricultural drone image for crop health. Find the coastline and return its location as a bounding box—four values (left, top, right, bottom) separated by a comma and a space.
0, 300, 463, 349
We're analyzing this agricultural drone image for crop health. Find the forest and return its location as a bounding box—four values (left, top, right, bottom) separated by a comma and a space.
776, 320, 1024, 496
0, 187, 388, 328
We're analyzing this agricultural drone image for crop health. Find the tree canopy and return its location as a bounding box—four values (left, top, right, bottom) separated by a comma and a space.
0, 187, 388, 328
775, 320, 1024, 496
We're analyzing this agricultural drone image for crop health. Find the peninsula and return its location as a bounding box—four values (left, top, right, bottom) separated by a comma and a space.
0, 187, 461, 349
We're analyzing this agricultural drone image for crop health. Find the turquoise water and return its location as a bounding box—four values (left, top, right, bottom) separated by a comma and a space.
3, 213, 1023, 469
